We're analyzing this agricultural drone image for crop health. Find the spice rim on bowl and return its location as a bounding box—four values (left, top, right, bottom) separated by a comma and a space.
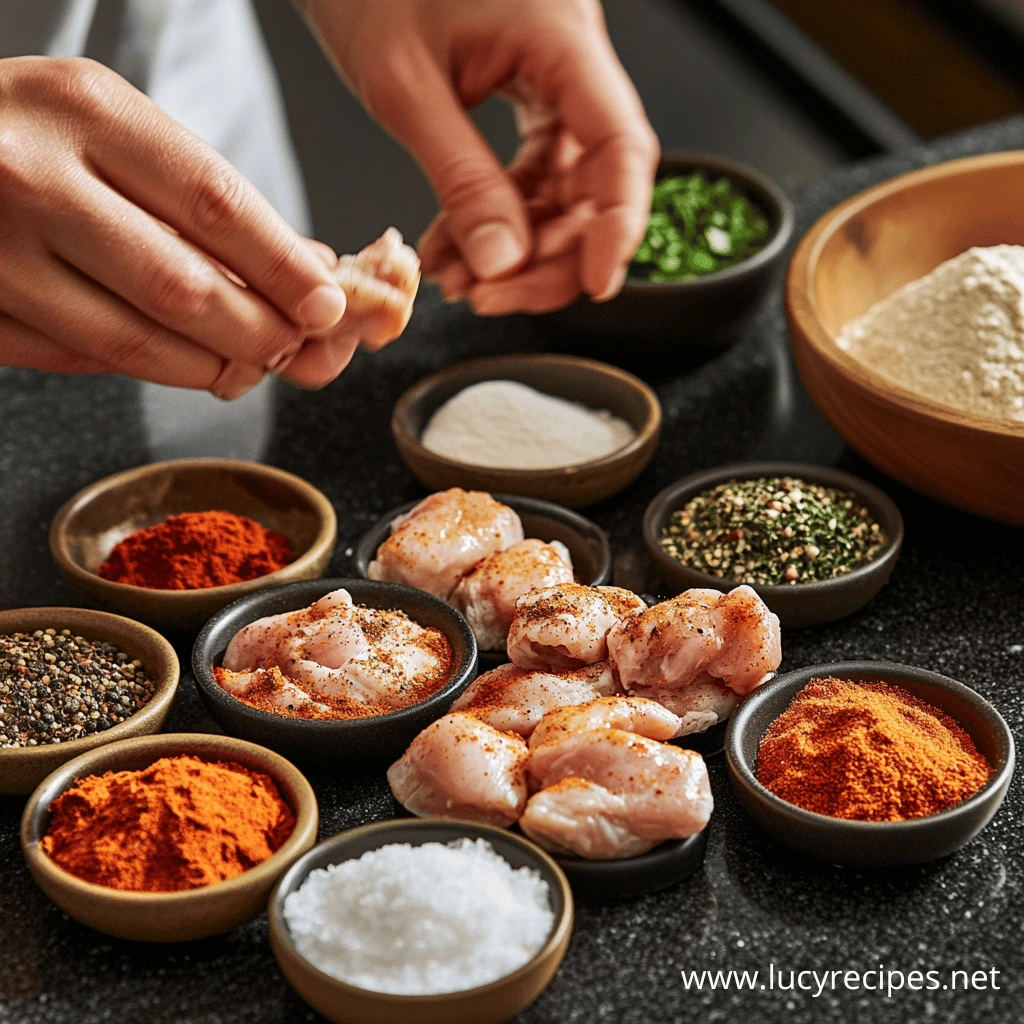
725, 662, 1015, 866
643, 462, 904, 628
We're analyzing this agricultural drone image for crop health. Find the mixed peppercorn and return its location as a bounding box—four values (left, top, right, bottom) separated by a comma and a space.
630, 172, 773, 282
659, 476, 886, 586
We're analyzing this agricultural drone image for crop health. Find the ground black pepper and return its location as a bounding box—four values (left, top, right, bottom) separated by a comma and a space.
0, 630, 156, 748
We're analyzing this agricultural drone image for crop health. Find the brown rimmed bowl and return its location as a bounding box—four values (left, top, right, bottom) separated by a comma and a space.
642, 462, 904, 628
391, 353, 661, 508
0, 606, 179, 795
192, 578, 478, 766
549, 151, 795, 355
268, 817, 573, 1024
20, 732, 318, 941
49, 458, 337, 632
725, 661, 1014, 866
787, 151, 1024, 525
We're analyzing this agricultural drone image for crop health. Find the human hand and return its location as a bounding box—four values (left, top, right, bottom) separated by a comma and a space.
303, 0, 658, 315
0, 56, 357, 397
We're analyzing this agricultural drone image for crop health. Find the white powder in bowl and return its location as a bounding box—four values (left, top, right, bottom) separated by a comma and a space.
837, 244, 1024, 422
282, 837, 555, 995
421, 380, 637, 469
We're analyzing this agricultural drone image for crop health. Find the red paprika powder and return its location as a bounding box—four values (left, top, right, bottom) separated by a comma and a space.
97, 510, 295, 590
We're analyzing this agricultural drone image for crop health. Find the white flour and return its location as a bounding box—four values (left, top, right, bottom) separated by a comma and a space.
421, 380, 637, 469
837, 245, 1024, 422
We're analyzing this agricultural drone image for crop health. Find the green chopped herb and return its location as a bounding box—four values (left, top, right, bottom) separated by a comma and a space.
658, 476, 887, 586
630, 172, 773, 282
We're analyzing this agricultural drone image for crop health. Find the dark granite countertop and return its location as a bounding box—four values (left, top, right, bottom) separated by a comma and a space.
2, 119, 1024, 1024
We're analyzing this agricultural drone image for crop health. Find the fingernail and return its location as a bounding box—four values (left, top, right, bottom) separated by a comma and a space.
464, 223, 524, 280
297, 284, 346, 330
211, 360, 262, 401
593, 265, 628, 302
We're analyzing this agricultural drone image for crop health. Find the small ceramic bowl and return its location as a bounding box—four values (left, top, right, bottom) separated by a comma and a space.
192, 579, 478, 766
0, 606, 179, 796
391, 353, 661, 508
268, 818, 573, 1024
549, 151, 795, 355
552, 827, 708, 901
21, 732, 318, 942
726, 662, 1015, 866
643, 462, 904, 628
49, 458, 337, 632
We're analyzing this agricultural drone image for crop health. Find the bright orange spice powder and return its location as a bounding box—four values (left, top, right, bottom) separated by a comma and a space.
756, 677, 991, 822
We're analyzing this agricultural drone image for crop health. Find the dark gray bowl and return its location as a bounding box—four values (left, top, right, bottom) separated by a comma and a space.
192, 578, 478, 766
643, 462, 904, 628
551, 827, 708, 901
725, 662, 1015, 866
548, 151, 795, 356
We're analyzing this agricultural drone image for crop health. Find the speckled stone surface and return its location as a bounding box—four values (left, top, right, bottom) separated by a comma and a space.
2, 121, 1024, 1023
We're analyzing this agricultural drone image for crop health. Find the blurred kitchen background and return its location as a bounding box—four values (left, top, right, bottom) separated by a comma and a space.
254, 0, 1024, 256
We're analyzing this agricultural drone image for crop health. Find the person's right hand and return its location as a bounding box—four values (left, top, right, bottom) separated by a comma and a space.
0, 56, 353, 398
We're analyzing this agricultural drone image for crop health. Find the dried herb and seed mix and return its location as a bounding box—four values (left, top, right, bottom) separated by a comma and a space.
630, 173, 772, 282
660, 476, 886, 586
0, 630, 155, 748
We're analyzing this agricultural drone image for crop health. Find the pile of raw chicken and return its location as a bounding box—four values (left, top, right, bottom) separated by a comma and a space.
372, 489, 783, 860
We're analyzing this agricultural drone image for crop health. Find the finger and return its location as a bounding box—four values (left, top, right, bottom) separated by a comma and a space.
469, 253, 580, 316
533, 201, 595, 262
417, 212, 460, 278
87, 88, 347, 331
276, 331, 360, 390
370, 51, 532, 281
45, 172, 306, 369
0, 313, 110, 376
306, 239, 340, 271
2, 250, 229, 392
433, 260, 473, 302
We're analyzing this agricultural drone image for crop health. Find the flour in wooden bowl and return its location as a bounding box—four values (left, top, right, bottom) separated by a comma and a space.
837, 245, 1024, 423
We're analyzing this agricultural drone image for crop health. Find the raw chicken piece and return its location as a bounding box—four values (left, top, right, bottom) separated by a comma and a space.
528, 696, 685, 749
704, 585, 782, 694
450, 539, 574, 650
631, 674, 739, 736
334, 228, 421, 348
506, 583, 646, 672
367, 488, 524, 599
387, 713, 528, 827
220, 588, 452, 713
523, 729, 713, 858
607, 585, 780, 696
451, 662, 619, 736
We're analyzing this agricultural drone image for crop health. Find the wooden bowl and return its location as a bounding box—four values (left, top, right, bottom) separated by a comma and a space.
0, 607, 179, 795
549, 152, 795, 354
21, 732, 318, 942
192, 579, 478, 766
726, 662, 1014, 865
391, 354, 661, 508
787, 151, 1024, 524
49, 458, 337, 631
642, 462, 904, 628
268, 818, 573, 1024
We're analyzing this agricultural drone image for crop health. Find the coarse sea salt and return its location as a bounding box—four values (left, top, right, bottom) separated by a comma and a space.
282, 837, 555, 995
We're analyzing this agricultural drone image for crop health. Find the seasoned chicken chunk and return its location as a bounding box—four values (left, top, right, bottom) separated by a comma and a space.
387, 712, 528, 827
631, 674, 740, 736
368, 488, 524, 599
527, 696, 685, 749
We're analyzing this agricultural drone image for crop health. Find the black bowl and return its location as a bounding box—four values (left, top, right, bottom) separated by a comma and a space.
725, 662, 1015, 866
548, 151, 795, 357
643, 462, 904, 628
192, 578, 478, 766
552, 827, 708, 901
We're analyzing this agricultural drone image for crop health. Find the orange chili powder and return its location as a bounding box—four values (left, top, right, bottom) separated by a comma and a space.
41, 755, 295, 891
97, 510, 294, 590
756, 677, 991, 822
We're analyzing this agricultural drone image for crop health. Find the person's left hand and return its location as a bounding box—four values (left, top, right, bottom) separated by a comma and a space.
299, 0, 658, 315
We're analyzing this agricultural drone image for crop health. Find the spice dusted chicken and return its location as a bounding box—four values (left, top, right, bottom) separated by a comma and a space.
367, 488, 524, 599
450, 539, 574, 650
215, 589, 453, 719
527, 696, 686, 749
387, 713, 529, 827
506, 583, 647, 671
608, 585, 781, 696
635, 674, 740, 736
451, 662, 619, 736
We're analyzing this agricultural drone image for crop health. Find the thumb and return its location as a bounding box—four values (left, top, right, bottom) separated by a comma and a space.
372, 62, 532, 280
